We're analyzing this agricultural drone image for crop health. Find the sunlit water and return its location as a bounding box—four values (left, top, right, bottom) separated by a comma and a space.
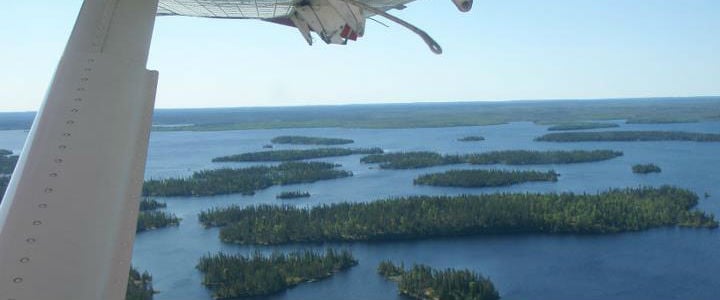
1, 121, 719, 300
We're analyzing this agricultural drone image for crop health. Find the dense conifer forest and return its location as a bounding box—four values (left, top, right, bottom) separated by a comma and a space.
197, 249, 357, 299
458, 136, 485, 142
632, 164, 662, 174
378, 261, 500, 300
361, 150, 622, 169
271, 135, 354, 145
212, 147, 383, 162
143, 162, 352, 196
277, 191, 311, 199
199, 186, 717, 245
0, 149, 18, 174
547, 122, 620, 131
139, 198, 167, 211
136, 211, 180, 232
536, 131, 720, 142
414, 169, 558, 188
126, 267, 154, 300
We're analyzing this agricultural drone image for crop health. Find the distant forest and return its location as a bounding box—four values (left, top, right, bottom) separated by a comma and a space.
200, 186, 717, 245
3, 97, 719, 131
213, 147, 382, 162
271, 135, 354, 145
414, 169, 559, 188
546, 122, 620, 131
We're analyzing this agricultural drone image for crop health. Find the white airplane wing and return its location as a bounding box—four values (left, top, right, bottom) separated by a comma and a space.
0, 0, 470, 299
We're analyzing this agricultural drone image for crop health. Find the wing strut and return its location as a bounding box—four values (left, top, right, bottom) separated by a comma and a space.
0, 0, 159, 299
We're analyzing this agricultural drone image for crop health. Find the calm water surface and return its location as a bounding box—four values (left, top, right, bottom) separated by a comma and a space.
1, 121, 719, 300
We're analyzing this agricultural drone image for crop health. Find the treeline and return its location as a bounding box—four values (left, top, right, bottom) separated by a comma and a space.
143, 162, 352, 197
277, 191, 311, 199
414, 169, 558, 188
139, 198, 167, 211
197, 249, 357, 299
625, 118, 698, 124
199, 186, 717, 245
361, 150, 622, 169
136, 211, 180, 232
547, 122, 619, 131
126, 266, 154, 300
213, 147, 383, 162
0, 149, 18, 174
633, 164, 662, 174
271, 135, 354, 145
378, 261, 499, 300
458, 136, 485, 142
536, 131, 720, 142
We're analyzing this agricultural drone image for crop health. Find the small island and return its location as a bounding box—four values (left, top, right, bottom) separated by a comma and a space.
197, 249, 357, 299
139, 198, 167, 211
213, 147, 383, 162
547, 122, 619, 131
536, 131, 720, 142
276, 191, 311, 199
271, 135, 354, 145
414, 169, 559, 188
361, 150, 622, 169
378, 261, 500, 300
126, 267, 155, 300
199, 186, 717, 245
136, 211, 180, 233
458, 136, 485, 142
632, 163, 662, 174
143, 162, 352, 197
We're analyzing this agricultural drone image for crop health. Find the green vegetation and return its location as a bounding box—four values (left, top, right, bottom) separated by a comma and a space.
136, 211, 180, 233
378, 261, 500, 300
143, 162, 352, 197
213, 147, 382, 162
0, 149, 18, 174
414, 169, 559, 188
547, 122, 619, 131
632, 164, 662, 174
536, 131, 720, 142
277, 191, 311, 199
199, 186, 717, 245
197, 249, 357, 299
626, 118, 699, 124
138, 97, 720, 131
271, 135, 354, 145
362, 150, 622, 169
126, 267, 155, 300
139, 198, 167, 211
458, 136, 485, 142
0, 176, 9, 200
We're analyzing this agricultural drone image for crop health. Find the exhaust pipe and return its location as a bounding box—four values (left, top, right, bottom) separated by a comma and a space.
452, 0, 473, 12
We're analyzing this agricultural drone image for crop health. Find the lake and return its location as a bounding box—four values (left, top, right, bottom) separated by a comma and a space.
1, 120, 719, 300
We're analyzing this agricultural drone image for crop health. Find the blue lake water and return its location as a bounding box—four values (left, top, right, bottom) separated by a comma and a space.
1, 121, 719, 300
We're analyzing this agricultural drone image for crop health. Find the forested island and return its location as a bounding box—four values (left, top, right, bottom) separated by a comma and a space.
212, 147, 383, 162
378, 261, 500, 300
536, 131, 720, 142
143, 162, 352, 197
414, 169, 558, 188
136, 211, 180, 232
271, 135, 354, 145
277, 191, 311, 199
547, 122, 620, 131
139, 198, 167, 211
361, 150, 622, 169
458, 136, 485, 142
199, 186, 717, 245
1, 149, 18, 174
126, 267, 155, 300
633, 164, 662, 174
197, 249, 357, 299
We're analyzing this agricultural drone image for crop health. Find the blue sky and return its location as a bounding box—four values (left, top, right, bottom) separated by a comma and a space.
0, 0, 718, 112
